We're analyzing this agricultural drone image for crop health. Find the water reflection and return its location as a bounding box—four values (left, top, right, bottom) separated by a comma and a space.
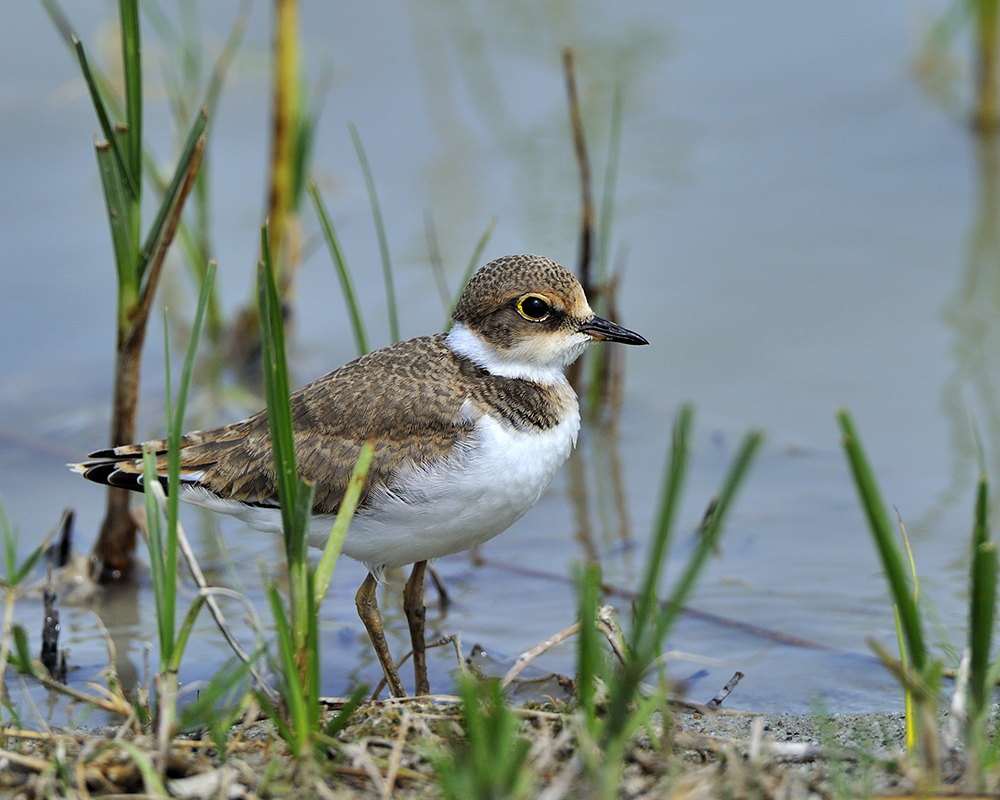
939, 132, 1000, 529
409, 0, 675, 263
567, 424, 636, 585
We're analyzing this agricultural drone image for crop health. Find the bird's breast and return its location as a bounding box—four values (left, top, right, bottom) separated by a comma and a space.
334, 397, 581, 571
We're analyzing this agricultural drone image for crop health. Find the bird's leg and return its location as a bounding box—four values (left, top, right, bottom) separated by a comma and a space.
355, 572, 407, 698
403, 560, 430, 696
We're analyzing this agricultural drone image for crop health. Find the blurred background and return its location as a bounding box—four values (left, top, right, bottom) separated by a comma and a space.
0, 1, 993, 713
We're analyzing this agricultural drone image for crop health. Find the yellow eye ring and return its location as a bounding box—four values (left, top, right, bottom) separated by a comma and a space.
516, 294, 551, 321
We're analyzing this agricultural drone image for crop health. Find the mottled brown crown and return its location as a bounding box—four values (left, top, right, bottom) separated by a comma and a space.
451, 255, 586, 326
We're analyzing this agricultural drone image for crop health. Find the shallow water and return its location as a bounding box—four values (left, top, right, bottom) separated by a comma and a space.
0, 1, 992, 717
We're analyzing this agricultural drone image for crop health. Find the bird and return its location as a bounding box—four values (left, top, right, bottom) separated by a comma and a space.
73, 254, 648, 696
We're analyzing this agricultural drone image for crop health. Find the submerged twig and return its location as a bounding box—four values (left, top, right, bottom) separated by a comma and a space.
501, 621, 581, 689
705, 671, 744, 709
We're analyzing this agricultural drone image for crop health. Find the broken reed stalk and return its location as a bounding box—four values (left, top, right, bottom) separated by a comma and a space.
975, 0, 1000, 132
563, 48, 594, 393
72, 0, 210, 583
562, 47, 628, 424
266, 0, 300, 286
563, 47, 595, 296
94, 131, 206, 582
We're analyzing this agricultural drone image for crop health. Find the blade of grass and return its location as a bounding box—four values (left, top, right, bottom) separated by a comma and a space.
170, 595, 209, 672
258, 226, 298, 540
349, 122, 398, 342
446, 217, 498, 329
596, 86, 624, 288
119, 0, 142, 183
305, 569, 321, 740
142, 445, 171, 664
628, 403, 692, 656
5, 527, 48, 591
72, 38, 139, 199
837, 409, 927, 673
288, 478, 317, 658
424, 211, 450, 311
969, 474, 996, 717
0, 500, 14, 583
266, 583, 309, 760
575, 562, 602, 739
137, 110, 208, 287
893, 605, 916, 752
141, 259, 215, 673
95, 142, 139, 313
308, 181, 370, 356
657, 428, 764, 637
9, 625, 37, 678
588, 410, 761, 795
323, 683, 368, 737
314, 440, 374, 604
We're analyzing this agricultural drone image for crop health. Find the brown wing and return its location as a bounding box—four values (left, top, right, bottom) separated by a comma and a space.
75, 335, 476, 513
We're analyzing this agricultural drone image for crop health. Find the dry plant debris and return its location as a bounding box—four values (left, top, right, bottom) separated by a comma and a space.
2, 700, 993, 799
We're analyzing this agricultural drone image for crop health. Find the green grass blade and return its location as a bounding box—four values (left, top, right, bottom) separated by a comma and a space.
349, 123, 398, 343
9, 542, 47, 590
289, 478, 316, 651
323, 683, 367, 738
306, 569, 321, 739
168, 258, 216, 501
203, 2, 251, 124
267, 583, 309, 759
893, 605, 916, 752
575, 562, 602, 737
0, 498, 49, 589
9, 625, 38, 677
165, 257, 215, 656
447, 218, 498, 328
424, 212, 450, 311
258, 226, 298, 541
119, 0, 142, 183
38, 0, 75, 47
657, 428, 763, 639
314, 440, 374, 604
629, 404, 692, 656
72, 38, 139, 199
597, 86, 624, 287
137, 109, 208, 286
142, 445, 171, 664
837, 409, 927, 672
308, 181, 370, 356
170, 595, 208, 673
139, 0, 180, 53
95, 143, 139, 310
970, 540, 996, 716
177, 652, 255, 753
0, 497, 14, 582
969, 474, 996, 717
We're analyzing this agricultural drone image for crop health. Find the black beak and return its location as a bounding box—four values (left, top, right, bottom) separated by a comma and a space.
579, 316, 648, 346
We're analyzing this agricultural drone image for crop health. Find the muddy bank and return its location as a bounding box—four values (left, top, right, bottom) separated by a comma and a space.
3, 700, 962, 799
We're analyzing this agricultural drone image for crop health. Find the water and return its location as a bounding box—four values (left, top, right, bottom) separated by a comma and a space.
0, 1, 988, 717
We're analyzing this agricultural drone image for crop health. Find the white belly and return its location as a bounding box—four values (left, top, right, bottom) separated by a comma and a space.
180, 405, 580, 574
319, 407, 579, 571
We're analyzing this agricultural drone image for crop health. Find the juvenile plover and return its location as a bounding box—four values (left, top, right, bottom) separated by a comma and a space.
74, 254, 648, 696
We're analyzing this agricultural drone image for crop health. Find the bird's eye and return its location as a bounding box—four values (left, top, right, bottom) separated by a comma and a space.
517, 294, 551, 321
